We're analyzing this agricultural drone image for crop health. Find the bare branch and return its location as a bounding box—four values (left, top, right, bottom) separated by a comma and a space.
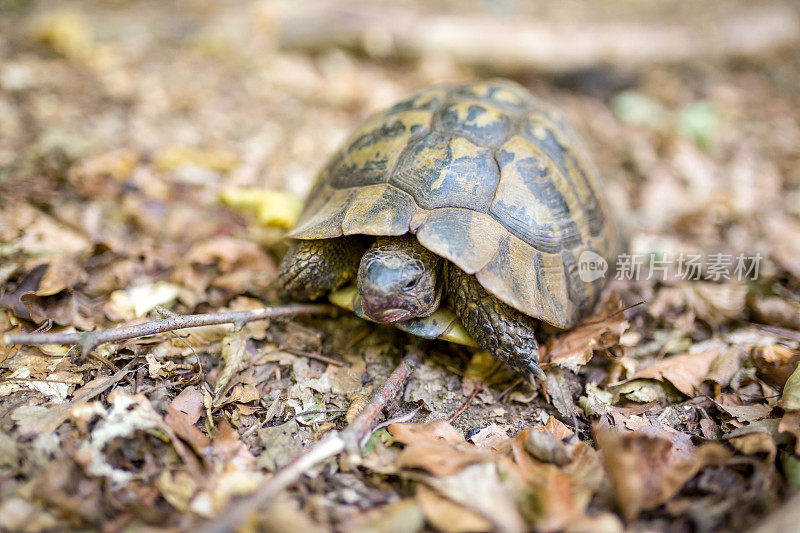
276, 3, 800, 74
2, 304, 334, 357
198, 346, 424, 533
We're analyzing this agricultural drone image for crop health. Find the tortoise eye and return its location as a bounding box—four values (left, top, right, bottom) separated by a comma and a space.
403, 278, 418, 290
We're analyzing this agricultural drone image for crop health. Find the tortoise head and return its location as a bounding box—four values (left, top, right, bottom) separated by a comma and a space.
357, 236, 442, 323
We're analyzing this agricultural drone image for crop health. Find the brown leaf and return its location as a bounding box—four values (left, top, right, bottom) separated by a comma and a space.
353, 498, 425, 533
211, 420, 257, 472
36, 255, 88, 296
628, 345, 721, 396
544, 293, 629, 369
389, 420, 465, 445
165, 403, 211, 455
503, 435, 599, 532
682, 281, 747, 322
174, 236, 275, 294
20, 291, 78, 326
728, 432, 776, 463
389, 421, 495, 477
755, 344, 800, 387
706, 346, 746, 388
468, 424, 509, 449
594, 426, 731, 521
780, 363, 800, 410
779, 411, 800, 456
416, 484, 492, 533
420, 463, 526, 533
169, 386, 205, 424
544, 367, 580, 423
540, 414, 576, 440
520, 428, 571, 466
395, 439, 496, 477
749, 295, 800, 330
715, 402, 772, 424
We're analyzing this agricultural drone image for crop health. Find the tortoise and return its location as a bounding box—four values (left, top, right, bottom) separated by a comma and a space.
277, 79, 620, 379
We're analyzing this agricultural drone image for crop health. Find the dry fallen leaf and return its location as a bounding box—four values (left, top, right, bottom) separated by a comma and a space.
389, 420, 465, 446
468, 424, 509, 449
416, 484, 492, 533
503, 434, 601, 532
352, 497, 425, 533
544, 293, 629, 369
781, 363, 800, 410
594, 425, 731, 521
626, 344, 722, 396
420, 463, 526, 533
393, 432, 496, 477
778, 411, 800, 456
728, 432, 777, 463
164, 387, 210, 455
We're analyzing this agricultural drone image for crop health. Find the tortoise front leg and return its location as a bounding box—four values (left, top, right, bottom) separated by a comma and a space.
277, 237, 366, 301
447, 266, 545, 380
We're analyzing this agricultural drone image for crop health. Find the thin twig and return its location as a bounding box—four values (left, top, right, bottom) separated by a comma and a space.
155, 305, 205, 381
343, 327, 372, 351
449, 383, 484, 423
495, 377, 524, 403
279, 345, 345, 367
580, 299, 646, 327
198, 346, 424, 533
2, 304, 334, 359
359, 407, 419, 449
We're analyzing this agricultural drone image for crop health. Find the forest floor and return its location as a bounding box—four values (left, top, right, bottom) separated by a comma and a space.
1, 1, 800, 532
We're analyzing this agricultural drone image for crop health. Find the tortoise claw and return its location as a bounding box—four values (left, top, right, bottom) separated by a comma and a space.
527, 362, 546, 382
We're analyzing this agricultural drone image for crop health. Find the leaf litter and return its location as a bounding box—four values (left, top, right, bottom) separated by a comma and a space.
1, 1, 800, 532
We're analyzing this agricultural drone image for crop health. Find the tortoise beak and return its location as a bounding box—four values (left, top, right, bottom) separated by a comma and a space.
361, 304, 412, 323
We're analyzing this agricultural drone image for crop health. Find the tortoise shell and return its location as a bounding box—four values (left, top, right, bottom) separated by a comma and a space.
288, 79, 619, 328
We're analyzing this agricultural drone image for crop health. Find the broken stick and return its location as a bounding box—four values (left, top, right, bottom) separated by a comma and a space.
1, 303, 333, 359
198, 346, 424, 533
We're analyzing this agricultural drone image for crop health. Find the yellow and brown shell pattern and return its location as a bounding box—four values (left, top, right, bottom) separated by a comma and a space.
288, 79, 620, 329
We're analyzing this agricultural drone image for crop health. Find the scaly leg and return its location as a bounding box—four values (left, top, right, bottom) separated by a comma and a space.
277, 237, 366, 301
447, 265, 544, 379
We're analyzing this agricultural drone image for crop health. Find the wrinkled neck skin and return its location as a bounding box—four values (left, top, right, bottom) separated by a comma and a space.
356, 235, 443, 323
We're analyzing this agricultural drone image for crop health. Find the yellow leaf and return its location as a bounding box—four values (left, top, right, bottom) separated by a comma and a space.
154, 145, 238, 173
781, 364, 800, 410
220, 187, 303, 229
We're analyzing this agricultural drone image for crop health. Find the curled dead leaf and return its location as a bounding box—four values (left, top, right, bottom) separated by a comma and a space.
755, 344, 800, 388
416, 484, 492, 533
624, 344, 721, 396
780, 363, 800, 410
682, 281, 747, 323
503, 433, 601, 532
521, 429, 571, 466
394, 436, 496, 477
594, 426, 731, 521
778, 411, 800, 456
544, 293, 629, 369
728, 432, 777, 463
389, 420, 465, 445
419, 463, 526, 533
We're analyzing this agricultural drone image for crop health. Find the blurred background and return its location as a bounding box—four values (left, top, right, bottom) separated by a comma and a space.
2, 2, 800, 531
2, 0, 799, 276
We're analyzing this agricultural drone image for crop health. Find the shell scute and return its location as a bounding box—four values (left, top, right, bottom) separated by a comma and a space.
389, 134, 500, 212
415, 208, 507, 274
521, 118, 606, 237
435, 100, 513, 148
329, 110, 432, 189
490, 136, 584, 254
341, 184, 415, 236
